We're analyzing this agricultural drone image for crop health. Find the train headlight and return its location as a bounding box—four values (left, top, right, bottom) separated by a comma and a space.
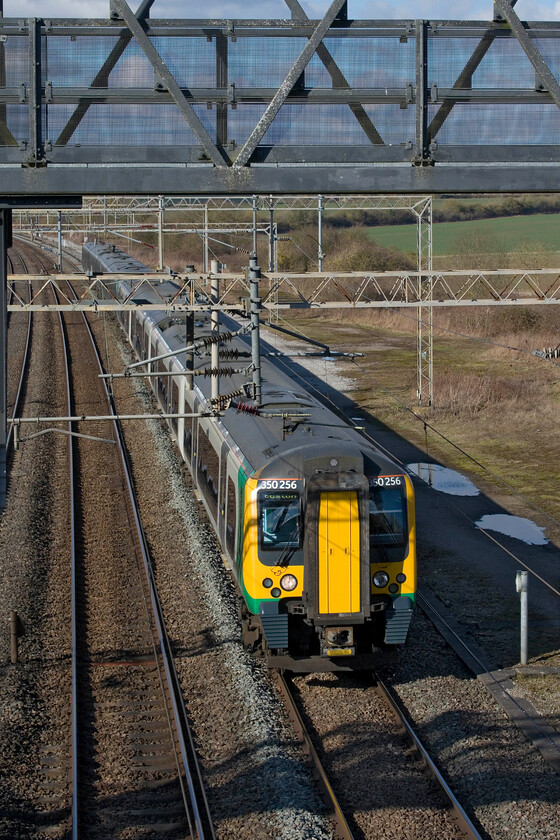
373, 571, 389, 588
262, 578, 273, 589
280, 574, 298, 592
396, 573, 406, 583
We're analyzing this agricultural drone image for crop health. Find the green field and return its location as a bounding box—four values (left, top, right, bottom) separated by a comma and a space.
366, 213, 560, 256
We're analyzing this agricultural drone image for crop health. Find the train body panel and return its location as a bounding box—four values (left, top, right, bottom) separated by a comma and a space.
83, 241, 416, 670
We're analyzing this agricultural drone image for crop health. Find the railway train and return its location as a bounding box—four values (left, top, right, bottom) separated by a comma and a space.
82, 241, 416, 671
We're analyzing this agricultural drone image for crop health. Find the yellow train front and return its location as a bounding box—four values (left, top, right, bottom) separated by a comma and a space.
239, 440, 416, 672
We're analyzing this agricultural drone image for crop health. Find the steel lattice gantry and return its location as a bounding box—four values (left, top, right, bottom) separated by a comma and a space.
0, 2, 560, 193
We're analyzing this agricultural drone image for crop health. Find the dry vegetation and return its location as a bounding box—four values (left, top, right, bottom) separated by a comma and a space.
282, 303, 560, 531
79, 210, 560, 528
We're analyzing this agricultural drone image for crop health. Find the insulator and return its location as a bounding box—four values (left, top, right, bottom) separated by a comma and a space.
198, 367, 238, 377
218, 348, 251, 361
199, 329, 236, 349
211, 387, 246, 412
232, 400, 261, 416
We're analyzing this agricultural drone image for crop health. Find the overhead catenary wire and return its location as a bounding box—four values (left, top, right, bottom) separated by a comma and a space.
197, 231, 251, 255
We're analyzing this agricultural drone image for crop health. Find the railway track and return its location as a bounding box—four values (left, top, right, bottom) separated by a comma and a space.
2, 242, 215, 838
276, 670, 485, 840
57, 278, 215, 839
6, 247, 33, 456
0, 238, 548, 838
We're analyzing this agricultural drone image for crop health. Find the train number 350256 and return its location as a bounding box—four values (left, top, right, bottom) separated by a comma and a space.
371, 476, 403, 487
258, 479, 299, 490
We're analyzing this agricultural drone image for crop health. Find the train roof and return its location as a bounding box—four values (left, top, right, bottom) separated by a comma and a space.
82, 241, 403, 478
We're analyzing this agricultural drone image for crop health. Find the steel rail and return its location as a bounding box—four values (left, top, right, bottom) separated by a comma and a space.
374, 677, 484, 840
48, 285, 79, 839
5, 251, 32, 455
416, 589, 560, 769
63, 274, 215, 840
272, 671, 355, 840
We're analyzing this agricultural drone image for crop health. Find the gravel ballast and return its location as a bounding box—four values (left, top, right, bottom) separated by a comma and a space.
2, 273, 560, 839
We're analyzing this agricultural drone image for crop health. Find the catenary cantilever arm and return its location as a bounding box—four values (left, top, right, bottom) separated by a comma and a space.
234, 0, 348, 167
111, 0, 230, 167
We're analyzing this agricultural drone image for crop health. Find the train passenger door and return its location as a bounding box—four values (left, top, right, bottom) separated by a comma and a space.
317, 491, 361, 615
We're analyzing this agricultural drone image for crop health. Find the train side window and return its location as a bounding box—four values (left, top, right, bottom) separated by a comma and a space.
157, 359, 166, 402
171, 380, 178, 433
369, 484, 407, 563
184, 421, 192, 462
133, 316, 142, 356
197, 426, 219, 517
226, 476, 236, 557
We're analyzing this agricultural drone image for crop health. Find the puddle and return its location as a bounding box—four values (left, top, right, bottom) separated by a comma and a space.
407, 463, 480, 496
475, 514, 548, 546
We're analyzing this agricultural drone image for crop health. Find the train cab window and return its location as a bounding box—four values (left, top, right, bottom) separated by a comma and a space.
369, 479, 407, 563
259, 491, 302, 551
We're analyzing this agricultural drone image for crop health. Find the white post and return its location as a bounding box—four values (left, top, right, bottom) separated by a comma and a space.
317, 194, 324, 271
157, 195, 164, 271
252, 194, 258, 258
516, 570, 529, 666
268, 198, 274, 272
249, 256, 261, 405
203, 203, 209, 273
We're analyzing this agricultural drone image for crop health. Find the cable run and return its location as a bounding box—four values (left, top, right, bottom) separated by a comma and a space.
390, 307, 560, 369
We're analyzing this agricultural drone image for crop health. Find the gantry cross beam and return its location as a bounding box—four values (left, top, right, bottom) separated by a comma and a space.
0, 3, 560, 193
10, 268, 560, 313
